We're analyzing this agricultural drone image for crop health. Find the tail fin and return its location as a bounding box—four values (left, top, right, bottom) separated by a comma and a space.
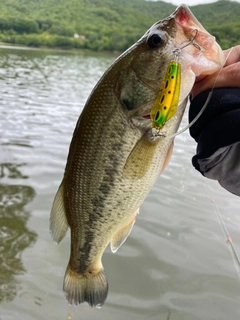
63, 263, 108, 308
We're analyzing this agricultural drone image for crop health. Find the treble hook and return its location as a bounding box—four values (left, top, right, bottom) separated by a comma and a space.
173, 29, 200, 61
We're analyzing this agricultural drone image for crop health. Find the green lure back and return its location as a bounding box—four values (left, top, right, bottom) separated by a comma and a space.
150, 61, 181, 130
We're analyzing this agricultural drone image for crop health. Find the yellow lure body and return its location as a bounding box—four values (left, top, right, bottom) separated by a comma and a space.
150, 61, 181, 130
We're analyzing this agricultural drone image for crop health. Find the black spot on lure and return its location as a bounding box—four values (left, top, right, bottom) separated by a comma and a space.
150, 60, 181, 130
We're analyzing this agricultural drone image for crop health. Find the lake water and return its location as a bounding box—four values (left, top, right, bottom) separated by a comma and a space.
1, 45, 240, 320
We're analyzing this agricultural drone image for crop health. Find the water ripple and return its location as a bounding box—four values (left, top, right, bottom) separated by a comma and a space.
1, 45, 240, 319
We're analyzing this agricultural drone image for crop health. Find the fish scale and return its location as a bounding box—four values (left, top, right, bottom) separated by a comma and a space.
50, 4, 224, 308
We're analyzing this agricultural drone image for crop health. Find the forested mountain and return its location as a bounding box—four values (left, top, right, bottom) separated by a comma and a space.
0, 0, 239, 51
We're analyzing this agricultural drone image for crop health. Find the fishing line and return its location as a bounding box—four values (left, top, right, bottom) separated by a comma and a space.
167, 47, 234, 139
170, 44, 240, 275
204, 180, 240, 276
177, 45, 240, 274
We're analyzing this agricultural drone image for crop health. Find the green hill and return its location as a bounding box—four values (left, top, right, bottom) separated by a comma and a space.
0, 0, 239, 51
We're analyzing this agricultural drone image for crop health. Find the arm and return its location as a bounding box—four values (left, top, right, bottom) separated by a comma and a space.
189, 46, 240, 196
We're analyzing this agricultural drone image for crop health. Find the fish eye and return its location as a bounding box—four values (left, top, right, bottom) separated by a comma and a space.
147, 32, 165, 49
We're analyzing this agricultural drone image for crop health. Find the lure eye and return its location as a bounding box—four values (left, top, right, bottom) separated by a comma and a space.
147, 32, 165, 49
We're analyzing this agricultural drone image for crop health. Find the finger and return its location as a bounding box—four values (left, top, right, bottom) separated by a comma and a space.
191, 62, 240, 98
223, 45, 240, 66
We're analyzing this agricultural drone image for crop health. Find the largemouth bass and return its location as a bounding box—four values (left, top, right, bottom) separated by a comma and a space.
50, 4, 224, 308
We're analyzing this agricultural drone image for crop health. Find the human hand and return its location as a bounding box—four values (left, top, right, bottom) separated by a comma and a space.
191, 45, 240, 99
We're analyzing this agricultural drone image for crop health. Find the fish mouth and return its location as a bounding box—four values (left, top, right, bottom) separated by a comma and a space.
171, 4, 224, 76
131, 5, 224, 128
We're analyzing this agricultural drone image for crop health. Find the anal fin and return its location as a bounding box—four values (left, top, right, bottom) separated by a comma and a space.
110, 209, 139, 253
50, 181, 68, 244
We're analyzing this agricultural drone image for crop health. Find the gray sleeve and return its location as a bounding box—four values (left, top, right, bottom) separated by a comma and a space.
198, 142, 240, 196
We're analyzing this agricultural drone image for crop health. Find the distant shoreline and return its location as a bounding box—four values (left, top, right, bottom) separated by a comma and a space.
0, 42, 121, 56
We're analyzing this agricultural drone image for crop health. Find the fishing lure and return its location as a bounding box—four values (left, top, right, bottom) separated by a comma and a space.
150, 29, 200, 133
150, 60, 181, 130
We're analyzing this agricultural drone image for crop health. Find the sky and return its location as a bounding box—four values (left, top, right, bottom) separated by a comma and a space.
160, 0, 240, 6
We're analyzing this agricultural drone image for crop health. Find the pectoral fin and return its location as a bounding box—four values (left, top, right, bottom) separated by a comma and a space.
110, 209, 139, 253
123, 135, 158, 180
160, 142, 174, 175
50, 181, 69, 244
